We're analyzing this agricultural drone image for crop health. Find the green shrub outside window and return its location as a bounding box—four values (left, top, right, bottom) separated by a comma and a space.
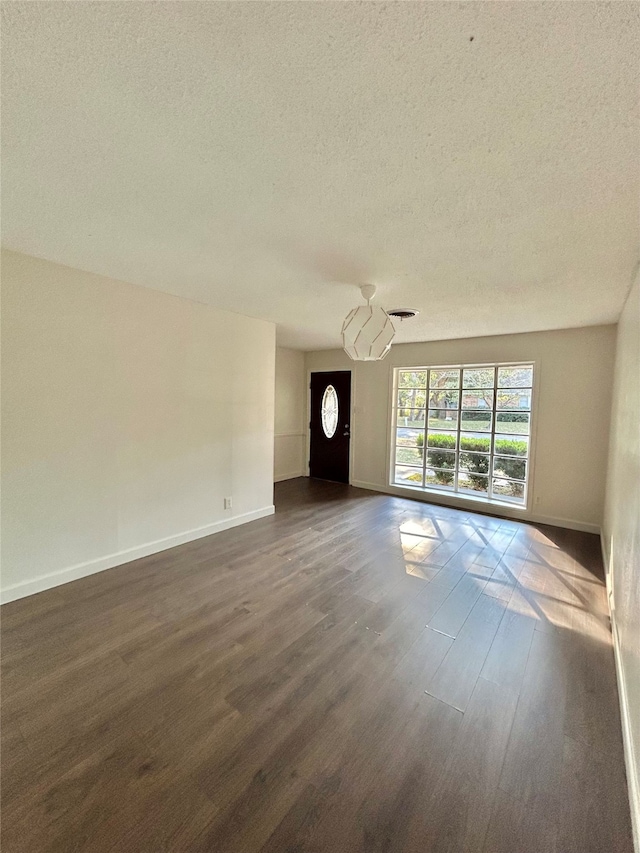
416, 433, 527, 489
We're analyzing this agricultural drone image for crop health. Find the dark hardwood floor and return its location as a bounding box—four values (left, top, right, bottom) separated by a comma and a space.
1, 478, 633, 852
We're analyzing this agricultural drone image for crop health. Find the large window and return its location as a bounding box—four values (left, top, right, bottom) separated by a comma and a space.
391, 363, 533, 507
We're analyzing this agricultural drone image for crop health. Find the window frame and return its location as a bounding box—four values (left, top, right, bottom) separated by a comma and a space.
389, 361, 536, 510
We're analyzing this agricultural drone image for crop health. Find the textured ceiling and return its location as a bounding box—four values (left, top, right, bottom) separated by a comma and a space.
2, 2, 639, 350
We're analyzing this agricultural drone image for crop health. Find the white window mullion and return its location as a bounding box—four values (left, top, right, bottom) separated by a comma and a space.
421, 373, 428, 488
453, 367, 462, 495
488, 364, 498, 501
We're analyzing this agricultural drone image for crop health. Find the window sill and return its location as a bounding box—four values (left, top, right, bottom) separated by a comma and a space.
389, 480, 529, 513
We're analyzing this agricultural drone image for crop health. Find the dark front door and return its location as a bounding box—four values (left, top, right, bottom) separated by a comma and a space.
309, 371, 351, 484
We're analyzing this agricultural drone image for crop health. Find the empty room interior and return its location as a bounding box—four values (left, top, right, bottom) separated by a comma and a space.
1, 3, 639, 852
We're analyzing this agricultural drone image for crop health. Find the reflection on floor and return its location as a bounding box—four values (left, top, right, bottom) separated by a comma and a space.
1, 477, 633, 852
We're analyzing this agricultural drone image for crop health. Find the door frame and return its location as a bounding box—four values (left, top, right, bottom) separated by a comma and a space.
306, 368, 355, 485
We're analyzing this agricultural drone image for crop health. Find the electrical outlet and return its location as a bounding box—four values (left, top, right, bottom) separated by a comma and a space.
224, 497, 232, 510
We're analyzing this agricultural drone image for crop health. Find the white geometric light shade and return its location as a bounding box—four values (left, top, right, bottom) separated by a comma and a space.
341, 285, 396, 361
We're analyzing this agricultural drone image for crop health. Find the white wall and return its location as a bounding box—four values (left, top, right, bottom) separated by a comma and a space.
602, 268, 640, 847
306, 324, 616, 532
1, 250, 276, 602
274, 347, 306, 482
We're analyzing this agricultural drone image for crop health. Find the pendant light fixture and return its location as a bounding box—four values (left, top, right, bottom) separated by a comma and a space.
341, 284, 396, 361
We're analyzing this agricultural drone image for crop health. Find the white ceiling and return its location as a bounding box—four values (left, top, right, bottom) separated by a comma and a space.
2, 2, 639, 350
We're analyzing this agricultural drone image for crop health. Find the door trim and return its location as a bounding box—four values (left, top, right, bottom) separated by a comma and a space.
306, 368, 355, 485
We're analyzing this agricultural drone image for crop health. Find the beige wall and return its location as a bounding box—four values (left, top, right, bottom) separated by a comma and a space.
274, 347, 306, 482
306, 324, 617, 532
1, 250, 276, 602
603, 268, 640, 844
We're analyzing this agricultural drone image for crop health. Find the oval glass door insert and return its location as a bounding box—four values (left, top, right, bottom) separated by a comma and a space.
321, 385, 339, 438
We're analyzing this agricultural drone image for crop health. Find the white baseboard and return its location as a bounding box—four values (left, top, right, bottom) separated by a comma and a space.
0, 505, 275, 604
527, 512, 601, 535
350, 479, 600, 534
611, 617, 640, 852
601, 538, 640, 853
274, 470, 305, 483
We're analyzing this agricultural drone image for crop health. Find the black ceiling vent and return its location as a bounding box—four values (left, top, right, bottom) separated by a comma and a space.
387, 308, 419, 320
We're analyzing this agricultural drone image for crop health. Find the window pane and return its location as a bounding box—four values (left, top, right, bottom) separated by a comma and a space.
498, 366, 533, 388
429, 369, 460, 389
396, 446, 423, 466
461, 390, 494, 410
493, 455, 527, 481
460, 434, 491, 454
459, 451, 490, 474
426, 432, 457, 450
462, 368, 494, 388
426, 448, 456, 470
396, 428, 424, 448
496, 412, 530, 434
458, 472, 489, 496
425, 469, 455, 489
428, 409, 458, 430
496, 389, 531, 411
460, 410, 492, 433
396, 408, 425, 428
392, 364, 532, 509
428, 389, 459, 409
398, 389, 426, 409
494, 435, 529, 457
492, 478, 526, 503
395, 465, 424, 486
398, 370, 427, 389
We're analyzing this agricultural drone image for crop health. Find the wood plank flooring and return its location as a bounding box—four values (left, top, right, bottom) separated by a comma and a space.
1, 478, 633, 852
